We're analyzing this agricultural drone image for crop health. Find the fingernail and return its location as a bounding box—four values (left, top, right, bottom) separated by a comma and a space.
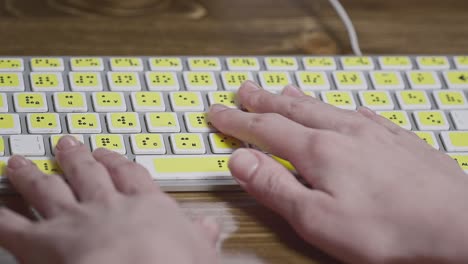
241, 80, 261, 92
56, 136, 79, 151
282, 85, 303, 97
7, 156, 29, 169
357, 106, 376, 117
228, 149, 259, 184
210, 104, 228, 113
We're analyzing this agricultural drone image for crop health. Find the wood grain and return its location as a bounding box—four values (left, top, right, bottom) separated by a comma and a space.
0, 0, 467, 263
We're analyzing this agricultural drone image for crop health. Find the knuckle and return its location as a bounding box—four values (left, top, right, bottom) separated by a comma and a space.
27, 174, 52, 193
108, 160, 145, 176
247, 113, 279, 132
285, 97, 311, 119
67, 159, 101, 178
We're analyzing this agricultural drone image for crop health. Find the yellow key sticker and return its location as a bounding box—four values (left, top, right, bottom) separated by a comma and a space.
147, 72, 177, 86
188, 58, 220, 70
70, 114, 100, 129
272, 156, 295, 172
335, 71, 364, 85
448, 154, 468, 171
173, 133, 204, 150
409, 72, 437, 85
222, 72, 250, 88
94, 135, 124, 150
153, 156, 229, 173
361, 91, 392, 106
17, 93, 45, 108
71, 58, 102, 68
448, 132, 468, 147
0, 160, 6, 176
71, 72, 100, 87
414, 131, 437, 148
172, 92, 202, 108
147, 113, 178, 128
297, 72, 327, 86
303, 57, 335, 68
0, 114, 16, 129
379, 56, 411, 68
0, 59, 22, 70
210, 133, 242, 150
415, 111, 447, 126
227, 57, 258, 68
265, 57, 297, 68
31, 73, 60, 88
150, 57, 181, 69
56, 92, 86, 109
324, 91, 354, 106
111, 58, 141, 68
134, 134, 164, 150
29, 113, 59, 129
110, 72, 138, 86
0, 73, 21, 87
372, 72, 401, 86
186, 72, 215, 86
96, 92, 124, 107
445, 71, 468, 85
379, 111, 410, 128
210, 92, 237, 107
31, 58, 62, 69
186, 112, 214, 130
31, 159, 62, 175
400, 91, 428, 105
342, 57, 372, 67
436, 91, 466, 106
109, 113, 139, 129
455, 56, 468, 68
261, 72, 290, 86
0, 137, 4, 154
134, 92, 163, 107
418, 56, 448, 67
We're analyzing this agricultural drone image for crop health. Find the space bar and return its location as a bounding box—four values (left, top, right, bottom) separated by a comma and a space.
135, 155, 232, 180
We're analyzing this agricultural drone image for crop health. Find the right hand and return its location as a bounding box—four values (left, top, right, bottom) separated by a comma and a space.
209, 81, 468, 263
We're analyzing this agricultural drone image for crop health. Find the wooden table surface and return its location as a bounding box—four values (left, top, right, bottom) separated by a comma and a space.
1, 0, 468, 263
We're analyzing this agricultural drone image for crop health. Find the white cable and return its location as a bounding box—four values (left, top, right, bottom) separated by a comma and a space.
327, 0, 363, 56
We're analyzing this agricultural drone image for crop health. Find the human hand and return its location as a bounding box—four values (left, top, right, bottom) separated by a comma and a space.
209, 81, 468, 264
0, 137, 219, 264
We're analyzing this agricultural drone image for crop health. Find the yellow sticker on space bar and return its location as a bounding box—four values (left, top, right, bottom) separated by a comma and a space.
153, 156, 229, 173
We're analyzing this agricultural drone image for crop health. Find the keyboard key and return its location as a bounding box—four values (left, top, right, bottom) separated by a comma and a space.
14, 92, 48, 112
53, 92, 88, 112
27, 113, 61, 134
442, 70, 468, 89
0, 58, 24, 72
358, 91, 394, 110
395, 90, 431, 110
0, 72, 25, 91
451, 110, 468, 130
92, 92, 127, 112
414, 131, 440, 150
184, 112, 216, 132
131, 92, 165, 112
0, 93, 8, 112
170, 91, 204, 111
332, 71, 368, 90
106, 112, 141, 133
416, 56, 450, 70
209, 133, 243, 154
110, 57, 143, 71
407, 71, 442, 90
69, 72, 104, 91
433, 90, 468, 110
258, 71, 293, 91
30, 158, 62, 175
413, 110, 450, 131
188, 57, 222, 71
302, 57, 336, 71
441, 131, 468, 152
221, 71, 254, 91
378, 56, 413, 70
30, 72, 64, 92
10, 135, 45, 156
170, 133, 206, 154
377, 111, 412, 130
130, 134, 166, 155
91, 134, 126, 154
70, 57, 104, 71
454, 56, 468, 70
207, 91, 237, 108
340, 56, 374, 70
183, 71, 217, 91
0, 157, 6, 177
447, 153, 468, 173
321, 91, 357, 110
135, 155, 231, 180
304, 91, 316, 97
226, 57, 260, 71
145, 72, 180, 91
0, 114, 21, 134
0, 137, 4, 155
31, 57, 65, 72
149, 57, 183, 71
264, 57, 299, 71
295, 71, 330, 90
67, 113, 102, 133
107, 72, 141, 91
369, 71, 405, 90
145, 112, 180, 133
50, 134, 84, 154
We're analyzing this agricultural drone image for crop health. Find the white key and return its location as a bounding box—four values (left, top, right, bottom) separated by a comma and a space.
441, 131, 468, 152
130, 134, 166, 155
135, 155, 231, 180
30, 72, 64, 92
149, 57, 183, 71
0, 72, 25, 91
183, 71, 218, 91
450, 110, 468, 130
294, 71, 330, 90
264, 57, 299, 71
69, 72, 104, 92
0, 93, 7, 112
187, 57, 222, 71
107, 72, 142, 91
30, 57, 65, 72
70, 57, 105, 71
226, 57, 261, 71
110, 57, 144, 71
416, 56, 450, 70
0, 114, 21, 134
0, 58, 24, 72
340, 56, 375, 70
10, 135, 45, 156
406, 71, 442, 90
145, 71, 180, 91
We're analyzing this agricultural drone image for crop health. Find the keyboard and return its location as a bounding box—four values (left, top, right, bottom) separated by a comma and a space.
1, 56, 468, 192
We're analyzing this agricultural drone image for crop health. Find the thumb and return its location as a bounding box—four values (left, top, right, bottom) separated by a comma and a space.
228, 148, 314, 221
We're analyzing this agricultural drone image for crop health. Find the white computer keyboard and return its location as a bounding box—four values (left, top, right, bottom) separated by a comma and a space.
1, 55, 468, 192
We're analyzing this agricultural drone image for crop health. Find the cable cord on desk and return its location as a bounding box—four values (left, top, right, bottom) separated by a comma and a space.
327, 0, 363, 56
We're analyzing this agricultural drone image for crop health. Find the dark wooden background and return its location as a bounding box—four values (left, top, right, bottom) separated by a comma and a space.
0, 0, 468, 263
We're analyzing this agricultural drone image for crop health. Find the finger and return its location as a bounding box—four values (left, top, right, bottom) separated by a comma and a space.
357, 107, 407, 135
228, 148, 333, 224
55, 136, 116, 202
194, 216, 220, 247
0, 207, 31, 255
6, 156, 77, 218
209, 104, 316, 162
93, 148, 159, 195
237, 81, 362, 133
281, 84, 305, 97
